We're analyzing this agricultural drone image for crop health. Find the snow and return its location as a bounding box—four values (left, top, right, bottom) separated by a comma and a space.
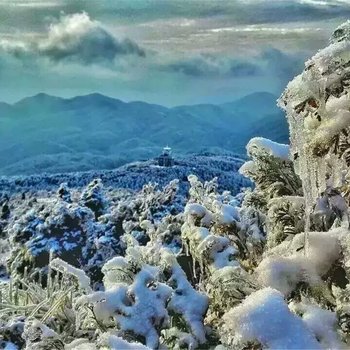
290, 301, 346, 349
65, 339, 97, 350
238, 160, 257, 177
257, 230, 341, 295
256, 255, 320, 296
331, 20, 350, 43
313, 94, 350, 146
246, 137, 290, 161
222, 288, 321, 349
185, 203, 208, 218
167, 265, 209, 344
215, 202, 239, 224
107, 334, 151, 349
76, 285, 129, 322
50, 257, 92, 292
101, 256, 130, 289
198, 235, 239, 270
120, 267, 172, 348
79, 265, 172, 349
31, 320, 58, 338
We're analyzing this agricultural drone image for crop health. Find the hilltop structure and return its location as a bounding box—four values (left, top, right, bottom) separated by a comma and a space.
157, 146, 174, 167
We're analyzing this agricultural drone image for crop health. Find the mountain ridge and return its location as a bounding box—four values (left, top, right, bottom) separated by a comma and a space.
3, 91, 277, 111
0, 91, 289, 176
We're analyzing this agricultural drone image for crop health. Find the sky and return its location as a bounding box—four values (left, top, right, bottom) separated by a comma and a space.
0, 0, 349, 106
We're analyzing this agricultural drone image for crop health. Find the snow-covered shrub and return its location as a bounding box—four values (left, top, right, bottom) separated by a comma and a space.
80, 179, 107, 219
76, 243, 209, 348
180, 176, 265, 330
0, 255, 93, 348
205, 266, 258, 326
238, 138, 303, 261
255, 228, 345, 308
266, 195, 305, 248
6, 188, 123, 283
57, 182, 72, 202
4, 178, 185, 287
21, 319, 63, 350
79, 265, 172, 348
240, 137, 302, 208
182, 176, 243, 277
238, 202, 266, 264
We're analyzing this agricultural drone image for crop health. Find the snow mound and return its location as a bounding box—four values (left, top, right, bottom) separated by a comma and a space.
222, 287, 321, 349
246, 137, 290, 161
256, 230, 341, 295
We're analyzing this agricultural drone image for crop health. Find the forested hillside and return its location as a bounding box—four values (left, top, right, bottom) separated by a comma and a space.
0, 92, 288, 175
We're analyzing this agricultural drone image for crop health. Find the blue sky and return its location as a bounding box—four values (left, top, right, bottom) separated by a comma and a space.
0, 0, 349, 105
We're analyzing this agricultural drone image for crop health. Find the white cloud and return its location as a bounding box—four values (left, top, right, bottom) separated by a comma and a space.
0, 12, 145, 65
208, 25, 322, 34
0, 0, 60, 7
297, 0, 350, 6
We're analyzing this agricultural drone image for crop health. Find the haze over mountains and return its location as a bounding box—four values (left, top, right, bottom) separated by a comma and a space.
0, 92, 288, 175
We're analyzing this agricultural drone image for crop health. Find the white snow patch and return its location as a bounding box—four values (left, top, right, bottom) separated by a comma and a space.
290, 301, 346, 349
222, 288, 321, 349
256, 230, 341, 295
50, 258, 91, 292
247, 137, 290, 161
108, 334, 151, 349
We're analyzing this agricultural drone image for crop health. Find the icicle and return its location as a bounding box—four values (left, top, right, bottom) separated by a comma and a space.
192, 255, 197, 280
302, 168, 313, 256
9, 278, 13, 303
23, 266, 28, 280
38, 269, 43, 286
47, 249, 54, 298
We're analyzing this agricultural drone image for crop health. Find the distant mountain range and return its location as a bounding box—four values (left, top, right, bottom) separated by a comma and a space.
0, 91, 288, 175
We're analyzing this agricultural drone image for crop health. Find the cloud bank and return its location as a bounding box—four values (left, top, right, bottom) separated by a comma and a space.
165, 55, 261, 78
0, 12, 145, 65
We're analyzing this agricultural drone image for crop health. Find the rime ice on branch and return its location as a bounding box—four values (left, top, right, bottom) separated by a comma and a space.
278, 21, 350, 226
